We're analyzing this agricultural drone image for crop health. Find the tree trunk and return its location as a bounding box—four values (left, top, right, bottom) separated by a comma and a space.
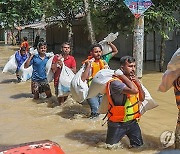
10, 28, 16, 45
84, 0, 96, 44
133, 16, 144, 78
67, 26, 74, 53
153, 31, 156, 61
159, 37, 165, 72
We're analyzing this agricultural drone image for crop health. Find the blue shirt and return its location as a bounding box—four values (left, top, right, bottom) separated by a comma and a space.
30, 54, 49, 81
15, 51, 28, 71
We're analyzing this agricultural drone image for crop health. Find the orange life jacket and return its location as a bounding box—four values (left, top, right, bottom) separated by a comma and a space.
83, 56, 105, 86
106, 78, 141, 122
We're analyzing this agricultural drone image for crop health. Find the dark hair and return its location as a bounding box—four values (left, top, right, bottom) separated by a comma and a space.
89, 43, 102, 52
20, 46, 26, 52
23, 36, 27, 41
61, 42, 70, 48
38, 41, 47, 49
120, 56, 135, 66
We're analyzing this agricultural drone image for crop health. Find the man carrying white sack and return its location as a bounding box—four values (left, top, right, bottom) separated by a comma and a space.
159, 48, 180, 149
104, 56, 145, 147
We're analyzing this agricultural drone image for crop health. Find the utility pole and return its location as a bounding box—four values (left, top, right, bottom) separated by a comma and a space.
133, 15, 144, 78
124, 0, 152, 78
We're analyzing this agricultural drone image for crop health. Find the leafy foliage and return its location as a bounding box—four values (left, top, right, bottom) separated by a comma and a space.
0, 0, 44, 29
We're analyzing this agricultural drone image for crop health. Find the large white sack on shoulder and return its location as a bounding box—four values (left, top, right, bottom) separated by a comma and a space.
2, 54, 17, 74
99, 32, 119, 55
167, 48, 180, 71
19, 60, 33, 81
46, 56, 54, 82
58, 63, 75, 97
87, 69, 115, 99
158, 69, 180, 92
99, 85, 158, 115
70, 65, 89, 103
140, 84, 158, 115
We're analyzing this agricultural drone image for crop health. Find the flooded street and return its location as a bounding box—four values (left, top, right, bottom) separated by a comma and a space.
0, 44, 177, 154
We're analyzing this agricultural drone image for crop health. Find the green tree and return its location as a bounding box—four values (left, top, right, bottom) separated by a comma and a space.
45, 0, 84, 47
0, 0, 44, 45
145, 0, 180, 72
90, 0, 180, 72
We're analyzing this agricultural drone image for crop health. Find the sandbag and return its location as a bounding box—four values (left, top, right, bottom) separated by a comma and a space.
158, 48, 180, 92
140, 85, 158, 115
2, 54, 17, 74
167, 48, 180, 71
158, 70, 180, 92
70, 65, 89, 103
99, 32, 119, 55
58, 63, 75, 97
99, 84, 158, 115
87, 69, 114, 99
19, 60, 33, 81
46, 56, 54, 82
87, 69, 124, 99
29, 47, 38, 55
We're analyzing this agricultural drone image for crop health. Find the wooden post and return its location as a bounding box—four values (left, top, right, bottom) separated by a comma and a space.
133, 15, 144, 78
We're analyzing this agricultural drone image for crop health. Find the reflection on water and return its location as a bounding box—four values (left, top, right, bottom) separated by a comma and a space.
0, 45, 177, 154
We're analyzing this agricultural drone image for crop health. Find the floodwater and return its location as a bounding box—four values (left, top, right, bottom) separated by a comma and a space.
0, 44, 178, 154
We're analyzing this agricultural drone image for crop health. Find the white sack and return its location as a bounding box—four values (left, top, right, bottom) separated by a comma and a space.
99, 85, 158, 115
29, 47, 38, 55
87, 69, 114, 99
140, 85, 158, 115
99, 32, 119, 55
158, 48, 180, 92
158, 69, 180, 92
58, 63, 75, 97
2, 54, 17, 74
70, 65, 89, 103
167, 48, 180, 71
19, 60, 33, 81
46, 56, 54, 82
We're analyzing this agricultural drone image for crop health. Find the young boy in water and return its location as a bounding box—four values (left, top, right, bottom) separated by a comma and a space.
15, 46, 28, 82
81, 42, 118, 118
24, 41, 52, 99
51, 42, 76, 105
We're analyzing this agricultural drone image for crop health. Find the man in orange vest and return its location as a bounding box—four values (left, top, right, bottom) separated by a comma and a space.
173, 76, 180, 149
81, 42, 118, 119
105, 56, 145, 148
21, 36, 29, 53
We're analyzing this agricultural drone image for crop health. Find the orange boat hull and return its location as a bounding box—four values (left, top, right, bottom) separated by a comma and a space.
0, 140, 64, 154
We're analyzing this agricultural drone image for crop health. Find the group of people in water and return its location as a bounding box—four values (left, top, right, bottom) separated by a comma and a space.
12, 36, 180, 149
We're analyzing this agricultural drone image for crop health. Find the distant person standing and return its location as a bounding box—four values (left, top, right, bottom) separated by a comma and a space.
15, 46, 28, 82
24, 41, 52, 99
173, 76, 180, 149
21, 36, 29, 53
51, 42, 76, 105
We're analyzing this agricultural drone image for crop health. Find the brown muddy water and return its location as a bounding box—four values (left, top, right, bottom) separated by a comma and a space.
0, 45, 177, 154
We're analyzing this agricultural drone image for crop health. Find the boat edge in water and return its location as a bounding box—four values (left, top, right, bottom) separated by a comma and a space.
0, 140, 65, 154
